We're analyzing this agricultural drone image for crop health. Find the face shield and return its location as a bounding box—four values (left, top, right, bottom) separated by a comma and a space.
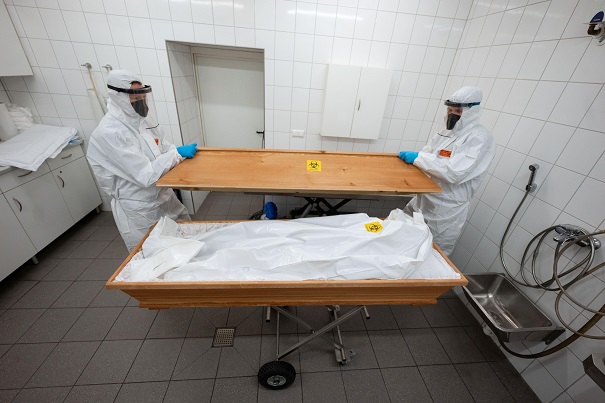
443, 99, 480, 130
107, 83, 160, 130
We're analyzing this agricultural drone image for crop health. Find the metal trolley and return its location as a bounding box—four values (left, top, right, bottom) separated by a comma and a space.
258, 305, 370, 389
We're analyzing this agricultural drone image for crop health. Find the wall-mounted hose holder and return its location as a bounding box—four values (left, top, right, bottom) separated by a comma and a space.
587, 11, 605, 44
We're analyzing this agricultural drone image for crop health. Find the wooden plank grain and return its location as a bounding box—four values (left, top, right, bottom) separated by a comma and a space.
156, 148, 441, 195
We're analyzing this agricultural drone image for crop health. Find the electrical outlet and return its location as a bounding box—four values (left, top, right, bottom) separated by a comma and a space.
292, 129, 305, 138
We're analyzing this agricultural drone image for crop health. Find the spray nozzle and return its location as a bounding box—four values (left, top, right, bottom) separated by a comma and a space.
526, 164, 539, 193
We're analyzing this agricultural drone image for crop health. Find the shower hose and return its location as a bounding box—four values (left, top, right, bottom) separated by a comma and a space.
497, 185, 605, 359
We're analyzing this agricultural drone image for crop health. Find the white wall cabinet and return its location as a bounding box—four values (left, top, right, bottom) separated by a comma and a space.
0, 143, 102, 279
0, 2, 33, 76
0, 195, 36, 281
321, 65, 392, 140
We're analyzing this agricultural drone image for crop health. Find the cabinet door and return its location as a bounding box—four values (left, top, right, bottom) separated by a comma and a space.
5, 173, 73, 251
320, 65, 361, 138
0, 195, 36, 281
53, 157, 102, 223
350, 67, 392, 140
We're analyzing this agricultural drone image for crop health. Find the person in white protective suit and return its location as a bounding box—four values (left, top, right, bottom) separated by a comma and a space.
86, 70, 199, 251
398, 86, 496, 255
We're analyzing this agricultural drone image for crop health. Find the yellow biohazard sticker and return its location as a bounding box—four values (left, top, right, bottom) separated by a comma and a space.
365, 222, 383, 233
307, 160, 321, 171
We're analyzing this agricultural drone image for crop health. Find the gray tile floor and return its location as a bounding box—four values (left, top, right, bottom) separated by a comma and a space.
0, 192, 541, 402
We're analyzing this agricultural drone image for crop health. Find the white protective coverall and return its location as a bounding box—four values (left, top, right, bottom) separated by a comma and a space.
404, 86, 496, 255
86, 70, 190, 251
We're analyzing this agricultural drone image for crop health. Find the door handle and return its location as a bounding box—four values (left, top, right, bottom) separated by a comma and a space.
256, 130, 265, 135
17, 171, 32, 178
61, 153, 73, 160
13, 197, 22, 212
58, 175, 65, 188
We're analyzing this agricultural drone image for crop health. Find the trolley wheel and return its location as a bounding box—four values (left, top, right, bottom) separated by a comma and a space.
258, 361, 296, 390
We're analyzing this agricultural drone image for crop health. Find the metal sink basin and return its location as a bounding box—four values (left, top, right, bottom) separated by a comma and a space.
463, 273, 562, 343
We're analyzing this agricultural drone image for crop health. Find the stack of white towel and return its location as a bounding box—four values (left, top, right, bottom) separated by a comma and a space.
0, 124, 79, 171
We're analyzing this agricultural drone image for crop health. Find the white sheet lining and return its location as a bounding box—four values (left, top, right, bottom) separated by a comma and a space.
115, 213, 460, 282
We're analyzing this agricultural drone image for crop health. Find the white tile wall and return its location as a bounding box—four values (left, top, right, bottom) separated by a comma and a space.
550, 83, 601, 127
449, 1, 605, 401
3, 2, 605, 398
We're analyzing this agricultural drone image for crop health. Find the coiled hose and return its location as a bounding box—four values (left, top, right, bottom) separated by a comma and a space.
497, 188, 605, 358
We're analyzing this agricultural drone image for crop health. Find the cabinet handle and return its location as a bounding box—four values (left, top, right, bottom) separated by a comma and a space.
17, 171, 32, 178
61, 153, 73, 160
13, 198, 22, 212
58, 175, 65, 188
357, 100, 361, 110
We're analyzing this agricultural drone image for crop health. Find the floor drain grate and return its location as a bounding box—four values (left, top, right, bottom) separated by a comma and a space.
212, 327, 235, 347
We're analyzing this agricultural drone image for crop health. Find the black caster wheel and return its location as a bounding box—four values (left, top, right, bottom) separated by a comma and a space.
258, 361, 296, 390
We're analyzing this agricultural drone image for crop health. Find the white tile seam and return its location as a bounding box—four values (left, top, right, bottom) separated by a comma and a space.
539, 45, 591, 124
441, 17, 470, 83
469, 0, 551, 18
231, 0, 237, 30
15, 31, 473, 51
559, 0, 584, 40
288, 4, 300, 147
477, 106, 595, 124
477, 8, 506, 49
298, 4, 318, 149
531, 0, 557, 42
571, 80, 605, 131
456, 72, 605, 87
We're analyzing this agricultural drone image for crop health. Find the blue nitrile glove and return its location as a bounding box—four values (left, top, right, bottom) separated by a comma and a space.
403, 151, 418, 164
398, 151, 418, 164
398, 151, 410, 160
177, 143, 198, 159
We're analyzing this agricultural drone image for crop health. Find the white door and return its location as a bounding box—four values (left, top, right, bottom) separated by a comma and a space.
195, 54, 265, 148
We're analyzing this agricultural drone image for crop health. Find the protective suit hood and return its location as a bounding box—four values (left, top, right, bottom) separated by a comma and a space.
445, 86, 483, 133
106, 70, 146, 132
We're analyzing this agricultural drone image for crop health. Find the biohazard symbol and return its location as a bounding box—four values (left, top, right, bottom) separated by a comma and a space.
307, 160, 321, 171
365, 222, 383, 233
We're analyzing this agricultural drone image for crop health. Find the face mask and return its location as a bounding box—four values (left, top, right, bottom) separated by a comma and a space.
131, 99, 149, 117
446, 113, 461, 130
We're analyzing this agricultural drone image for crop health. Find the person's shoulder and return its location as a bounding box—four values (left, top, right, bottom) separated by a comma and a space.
469, 123, 494, 140
92, 116, 134, 143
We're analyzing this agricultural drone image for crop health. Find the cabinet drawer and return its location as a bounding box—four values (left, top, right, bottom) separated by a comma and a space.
0, 163, 50, 192
47, 144, 84, 170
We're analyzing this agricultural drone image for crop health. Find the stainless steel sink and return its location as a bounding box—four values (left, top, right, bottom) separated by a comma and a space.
463, 273, 563, 343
